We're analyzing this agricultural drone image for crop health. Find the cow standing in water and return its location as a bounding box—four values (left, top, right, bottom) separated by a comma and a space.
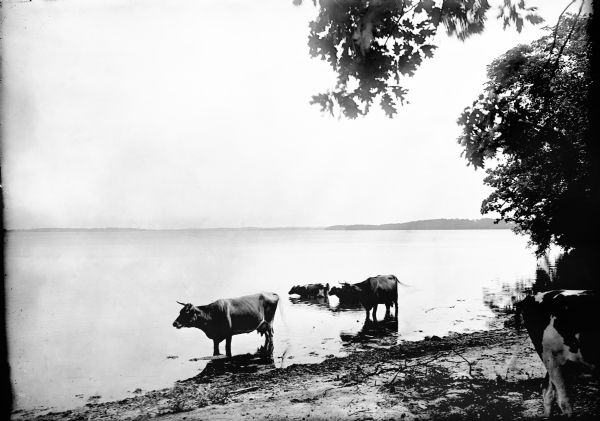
173, 292, 279, 358
329, 274, 399, 322
288, 283, 330, 298
519, 290, 599, 417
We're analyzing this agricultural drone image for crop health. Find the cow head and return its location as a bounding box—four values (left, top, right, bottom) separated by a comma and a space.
288, 285, 301, 295
329, 286, 341, 297
329, 283, 360, 298
330, 283, 350, 297
173, 302, 205, 329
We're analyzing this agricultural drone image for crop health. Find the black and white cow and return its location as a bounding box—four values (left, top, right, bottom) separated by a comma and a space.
519, 290, 599, 417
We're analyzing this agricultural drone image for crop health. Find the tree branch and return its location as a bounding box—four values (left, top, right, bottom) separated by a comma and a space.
452, 349, 474, 377
546, 0, 576, 68
550, 0, 585, 80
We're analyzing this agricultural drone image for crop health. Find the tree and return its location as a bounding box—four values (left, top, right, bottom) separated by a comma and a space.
296, 1, 600, 261
295, 0, 542, 118
457, 14, 593, 255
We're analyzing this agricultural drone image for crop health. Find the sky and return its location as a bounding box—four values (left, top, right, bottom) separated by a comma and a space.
1, 0, 587, 229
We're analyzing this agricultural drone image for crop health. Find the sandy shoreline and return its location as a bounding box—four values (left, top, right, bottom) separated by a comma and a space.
14, 324, 600, 420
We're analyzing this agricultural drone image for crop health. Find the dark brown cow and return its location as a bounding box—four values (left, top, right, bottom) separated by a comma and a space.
288, 283, 330, 298
329, 274, 399, 322
519, 290, 599, 417
173, 292, 279, 358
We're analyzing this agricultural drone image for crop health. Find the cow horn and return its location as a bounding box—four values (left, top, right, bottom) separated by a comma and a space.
176, 301, 186, 306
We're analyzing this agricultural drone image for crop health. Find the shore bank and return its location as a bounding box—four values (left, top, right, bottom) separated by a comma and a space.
15, 325, 599, 420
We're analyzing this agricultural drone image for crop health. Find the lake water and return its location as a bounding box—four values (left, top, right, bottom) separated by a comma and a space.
6, 229, 538, 414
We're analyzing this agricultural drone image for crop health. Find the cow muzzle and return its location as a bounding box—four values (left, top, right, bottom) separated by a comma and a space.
173, 321, 182, 329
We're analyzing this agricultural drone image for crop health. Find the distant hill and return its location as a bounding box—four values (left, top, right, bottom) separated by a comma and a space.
11, 219, 512, 232
326, 218, 513, 230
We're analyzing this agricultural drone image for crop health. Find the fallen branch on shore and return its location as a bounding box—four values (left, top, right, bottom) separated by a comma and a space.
452, 349, 474, 378
230, 386, 259, 395
290, 387, 336, 403
348, 408, 371, 416
386, 351, 450, 388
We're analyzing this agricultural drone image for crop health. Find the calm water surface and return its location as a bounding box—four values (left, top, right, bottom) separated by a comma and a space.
6, 229, 538, 413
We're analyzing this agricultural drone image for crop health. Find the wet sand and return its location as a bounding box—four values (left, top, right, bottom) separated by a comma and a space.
15, 321, 600, 420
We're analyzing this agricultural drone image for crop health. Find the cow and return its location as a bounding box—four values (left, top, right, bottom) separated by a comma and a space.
288, 283, 330, 298
519, 290, 599, 417
329, 274, 399, 322
173, 292, 279, 358
329, 284, 362, 306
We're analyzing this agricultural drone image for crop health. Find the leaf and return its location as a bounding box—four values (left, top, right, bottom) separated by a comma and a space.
516, 17, 523, 33
525, 14, 544, 25
421, 45, 437, 58
415, 0, 435, 14
380, 93, 397, 118
310, 93, 335, 116
391, 86, 407, 102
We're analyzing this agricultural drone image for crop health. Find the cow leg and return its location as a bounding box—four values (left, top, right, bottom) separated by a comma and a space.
384, 303, 391, 320
364, 307, 371, 323
545, 360, 572, 416
263, 330, 269, 349
256, 321, 274, 356
265, 324, 274, 355
541, 320, 573, 417
372, 304, 378, 322
225, 336, 232, 358
213, 340, 221, 356
541, 372, 555, 417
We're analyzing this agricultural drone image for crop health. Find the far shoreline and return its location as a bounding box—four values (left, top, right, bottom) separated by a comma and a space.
8, 218, 514, 232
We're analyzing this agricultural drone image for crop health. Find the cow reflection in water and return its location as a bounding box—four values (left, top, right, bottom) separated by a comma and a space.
340, 318, 398, 346
288, 295, 330, 307
198, 352, 275, 378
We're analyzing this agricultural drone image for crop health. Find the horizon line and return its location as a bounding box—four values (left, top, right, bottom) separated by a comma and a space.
7, 217, 505, 232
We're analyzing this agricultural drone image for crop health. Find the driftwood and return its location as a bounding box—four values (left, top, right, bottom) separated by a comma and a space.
290, 387, 336, 403
348, 408, 371, 416
230, 386, 260, 395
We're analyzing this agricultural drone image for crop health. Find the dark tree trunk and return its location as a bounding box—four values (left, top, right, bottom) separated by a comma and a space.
587, 2, 600, 272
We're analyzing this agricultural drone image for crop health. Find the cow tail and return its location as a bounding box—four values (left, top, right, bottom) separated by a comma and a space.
395, 277, 411, 287
277, 293, 288, 328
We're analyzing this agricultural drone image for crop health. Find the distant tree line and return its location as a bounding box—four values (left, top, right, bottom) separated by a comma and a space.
327, 218, 513, 230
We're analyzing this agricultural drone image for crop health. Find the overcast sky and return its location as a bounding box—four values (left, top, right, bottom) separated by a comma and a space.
1, 0, 585, 229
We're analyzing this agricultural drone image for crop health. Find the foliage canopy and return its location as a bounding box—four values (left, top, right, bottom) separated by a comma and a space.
457, 15, 592, 255
296, 0, 542, 118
